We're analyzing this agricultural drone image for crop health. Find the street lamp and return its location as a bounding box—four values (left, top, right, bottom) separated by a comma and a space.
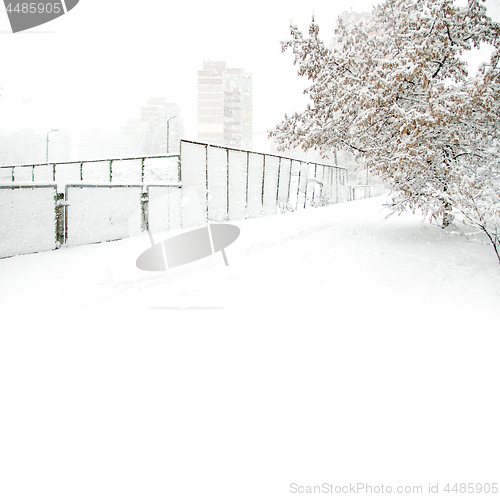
46, 129, 59, 163
166, 116, 176, 154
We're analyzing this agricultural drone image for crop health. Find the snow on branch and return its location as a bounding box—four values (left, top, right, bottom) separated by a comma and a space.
270, 0, 500, 262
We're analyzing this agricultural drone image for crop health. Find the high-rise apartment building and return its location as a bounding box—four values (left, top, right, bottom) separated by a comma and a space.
197, 61, 252, 150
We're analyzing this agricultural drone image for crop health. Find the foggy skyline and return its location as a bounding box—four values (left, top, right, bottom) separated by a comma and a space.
1, 0, 499, 156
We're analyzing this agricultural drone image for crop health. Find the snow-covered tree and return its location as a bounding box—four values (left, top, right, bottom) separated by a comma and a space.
271, 0, 500, 262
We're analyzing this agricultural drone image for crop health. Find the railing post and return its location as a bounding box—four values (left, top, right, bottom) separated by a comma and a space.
140, 190, 149, 232
335, 168, 339, 203
261, 155, 266, 209
312, 163, 317, 205
276, 157, 281, 211
296, 162, 302, 209
303, 163, 308, 209
286, 161, 292, 210
226, 148, 230, 221
205, 144, 209, 222
245, 151, 249, 218
55, 192, 66, 246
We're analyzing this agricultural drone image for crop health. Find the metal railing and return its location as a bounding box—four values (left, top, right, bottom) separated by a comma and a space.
0, 154, 181, 191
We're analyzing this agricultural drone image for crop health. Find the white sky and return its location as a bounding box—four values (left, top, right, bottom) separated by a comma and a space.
0, 0, 499, 153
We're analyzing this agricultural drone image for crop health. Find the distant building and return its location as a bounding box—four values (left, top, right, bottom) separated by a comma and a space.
119, 98, 184, 157
197, 61, 253, 149
71, 98, 185, 161
140, 97, 184, 155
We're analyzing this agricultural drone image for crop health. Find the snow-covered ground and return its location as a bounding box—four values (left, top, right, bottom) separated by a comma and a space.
1, 195, 499, 496
1, 194, 499, 323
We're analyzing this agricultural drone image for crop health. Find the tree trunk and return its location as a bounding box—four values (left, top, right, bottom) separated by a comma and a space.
442, 201, 454, 228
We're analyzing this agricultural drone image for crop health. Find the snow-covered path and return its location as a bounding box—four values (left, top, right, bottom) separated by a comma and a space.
1, 194, 498, 326
1, 196, 499, 496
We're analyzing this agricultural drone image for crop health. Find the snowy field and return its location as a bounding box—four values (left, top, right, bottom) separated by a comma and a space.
1, 195, 499, 496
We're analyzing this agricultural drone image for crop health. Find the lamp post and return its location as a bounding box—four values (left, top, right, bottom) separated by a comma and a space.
166, 116, 176, 154
46, 129, 59, 163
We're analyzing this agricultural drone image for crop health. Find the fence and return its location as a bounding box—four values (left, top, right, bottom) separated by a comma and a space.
0, 140, 384, 259
0, 182, 183, 256
0, 184, 58, 258
179, 139, 348, 227
349, 185, 386, 201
